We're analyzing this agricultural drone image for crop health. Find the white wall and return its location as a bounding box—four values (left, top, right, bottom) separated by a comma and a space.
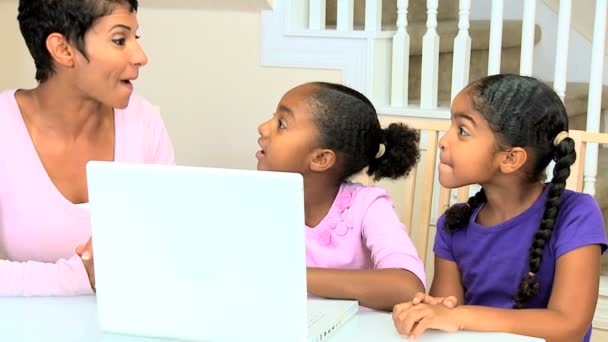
532, 3, 608, 85
470, 0, 525, 20
471, 0, 608, 85
0, 1, 341, 169
544, 0, 608, 53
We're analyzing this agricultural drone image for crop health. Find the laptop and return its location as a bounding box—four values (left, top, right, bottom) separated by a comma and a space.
86, 161, 358, 342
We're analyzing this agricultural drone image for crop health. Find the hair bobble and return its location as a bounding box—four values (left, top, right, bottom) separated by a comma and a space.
375, 143, 386, 159
553, 131, 569, 146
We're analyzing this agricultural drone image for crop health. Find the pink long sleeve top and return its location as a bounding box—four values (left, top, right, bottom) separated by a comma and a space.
0, 89, 175, 296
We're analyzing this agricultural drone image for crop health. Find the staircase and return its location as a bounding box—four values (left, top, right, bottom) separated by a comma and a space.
326, 1, 607, 111
324, 0, 608, 272
262, 0, 607, 272
326, 0, 531, 105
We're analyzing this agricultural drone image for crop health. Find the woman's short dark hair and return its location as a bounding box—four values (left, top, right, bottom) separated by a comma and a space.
18, 0, 138, 83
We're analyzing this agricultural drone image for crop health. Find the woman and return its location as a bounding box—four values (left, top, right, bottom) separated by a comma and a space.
0, 0, 174, 296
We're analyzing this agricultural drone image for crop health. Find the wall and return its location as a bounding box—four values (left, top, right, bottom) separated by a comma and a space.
0, 1, 37, 91
0, 0, 341, 169
544, 0, 608, 54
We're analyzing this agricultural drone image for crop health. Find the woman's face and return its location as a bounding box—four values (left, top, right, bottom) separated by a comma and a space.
72, 4, 147, 109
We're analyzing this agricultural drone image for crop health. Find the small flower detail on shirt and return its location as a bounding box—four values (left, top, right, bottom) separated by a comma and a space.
318, 229, 333, 246
336, 190, 354, 212
334, 221, 353, 236
328, 188, 355, 236
326, 213, 339, 230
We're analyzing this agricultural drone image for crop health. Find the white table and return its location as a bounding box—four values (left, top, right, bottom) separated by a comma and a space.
0, 297, 542, 341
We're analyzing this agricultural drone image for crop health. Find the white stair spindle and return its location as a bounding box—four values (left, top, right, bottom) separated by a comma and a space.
584, 0, 608, 195
391, 0, 410, 107
451, 0, 472, 101
337, 0, 354, 32
365, 0, 383, 33
520, 0, 536, 76
421, 0, 440, 109
548, 0, 571, 186
553, 0, 572, 101
309, 0, 326, 30
488, 0, 504, 75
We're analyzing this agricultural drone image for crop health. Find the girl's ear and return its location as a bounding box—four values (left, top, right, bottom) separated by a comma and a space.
309, 148, 337, 172
498, 147, 528, 174
46, 33, 76, 68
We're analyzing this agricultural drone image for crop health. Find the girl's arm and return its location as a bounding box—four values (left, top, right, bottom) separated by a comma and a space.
398, 256, 463, 309
307, 267, 424, 311
307, 190, 426, 312
0, 256, 95, 296
429, 256, 465, 305
394, 244, 601, 341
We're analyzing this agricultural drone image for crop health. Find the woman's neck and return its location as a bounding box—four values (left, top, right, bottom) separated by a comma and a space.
303, 177, 341, 228
18, 80, 110, 140
477, 181, 545, 226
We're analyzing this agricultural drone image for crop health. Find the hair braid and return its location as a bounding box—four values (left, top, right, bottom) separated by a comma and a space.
513, 137, 576, 308
442, 189, 487, 232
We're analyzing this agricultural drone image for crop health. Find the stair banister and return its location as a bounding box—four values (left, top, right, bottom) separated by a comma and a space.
520, 0, 536, 76
584, 0, 608, 196
553, 0, 572, 102
450, 0, 472, 101
309, 0, 326, 30
420, 0, 440, 109
488, 0, 504, 76
337, 0, 354, 32
365, 0, 382, 33
391, 0, 410, 107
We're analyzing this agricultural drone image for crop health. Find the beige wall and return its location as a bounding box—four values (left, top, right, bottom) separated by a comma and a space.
0, 1, 340, 169
135, 5, 340, 169
0, 2, 37, 91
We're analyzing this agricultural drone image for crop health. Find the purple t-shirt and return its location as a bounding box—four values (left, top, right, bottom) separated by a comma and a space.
434, 187, 607, 342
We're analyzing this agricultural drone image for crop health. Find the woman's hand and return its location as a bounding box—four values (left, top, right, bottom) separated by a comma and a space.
392, 301, 461, 339
75, 238, 95, 291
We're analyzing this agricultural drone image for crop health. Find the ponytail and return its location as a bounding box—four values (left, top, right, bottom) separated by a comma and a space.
367, 123, 420, 181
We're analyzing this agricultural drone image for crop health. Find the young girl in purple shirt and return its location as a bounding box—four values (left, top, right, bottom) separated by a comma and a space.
392, 74, 607, 341
256, 82, 426, 311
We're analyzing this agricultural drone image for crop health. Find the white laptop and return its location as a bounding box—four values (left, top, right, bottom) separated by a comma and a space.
86, 161, 358, 342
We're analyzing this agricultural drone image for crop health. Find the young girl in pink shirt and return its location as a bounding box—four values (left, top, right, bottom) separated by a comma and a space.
256, 82, 425, 311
